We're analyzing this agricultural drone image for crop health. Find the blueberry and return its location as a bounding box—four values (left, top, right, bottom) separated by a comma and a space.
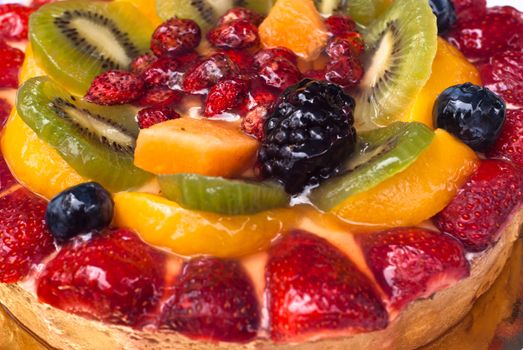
429, 0, 457, 33
433, 83, 506, 152
46, 182, 114, 242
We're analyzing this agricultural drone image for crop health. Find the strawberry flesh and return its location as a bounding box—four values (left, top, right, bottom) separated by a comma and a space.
479, 50, 523, 107
488, 110, 523, 168
0, 42, 24, 88
160, 257, 259, 342
266, 230, 388, 341
85, 70, 145, 105
434, 160, 523, 252
204, 78, 248, 117
359, 228, 469, 310
0, 4, 32, 41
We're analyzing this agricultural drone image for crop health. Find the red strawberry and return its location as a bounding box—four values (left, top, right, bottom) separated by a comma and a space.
36, 228, 165, 326
207, 19, 259, 50
325, 56, 364, 88
160, 257, 259, 342
359, 228, 469, 310
0, 98, 11, 131
253, 47, 298, 69
266, 230, 388, 341
324, 15, 357, 38
241, 106, 267, 141
488, 110, 523, 167
259, 57, 302, 90
85, 70, 144, 105
135, 86, 183, 107
0, 42, 24, 88
151, 18, 201, 57
447, 6, 523, 62
479, 50, 523, 107
0, 4, 33, 41
0, 155, 17, 192
183, 53, 239, 93
130, 52, 157, 76
244, 82, 278, 111
142, 56, 179, 87
137, 106, 180, 129
303, 69, 326, 80
218, 7, 264, 26
204, 78, 248, 117
434, 160, 523, 252
452, 0, 487, 23
0, 188, 55, 283
221, 50, 255, 75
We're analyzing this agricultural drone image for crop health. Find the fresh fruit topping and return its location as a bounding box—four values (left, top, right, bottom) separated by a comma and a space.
137, 106, 180, 129
0, 4, 32, 41
45, 182, 113, 243
0, 98, 11, 131
253, 47, 298, 68
359, 227, 469, 310
218, 7, 264, 26
259, 0, 328, 61
221, 49, 255, 74
259, 79, 356, 193
479, 50, 523, 107
403, 38, 481, 128
325, 56, 364, 88
151, 18, 201, 57
113, 192, 298, 257
434, 83, 506, 152
160, 257, 259, 342
447, 6, 523, 62
134, 118, 258, 177
0, 188, 55, 283
0, 43, 24, 88
207, 19, 259, 49
36, 228, 165, 326
330, 130, 478, 228
311, 122, 434, 211
258, 57, 302, 90
159, 174, 289, 215
429, 0, 457, 34
29, 0, 154, 94
353, 0, 437, 130
346, 0, 392, 26
130, 52, 157, 75
434, 160, 523, 252
324, 14, 357, 37
17, 77, 151, 192
0, 155, 16, 192
182, 53, 239, 93
136, 86, 183, 107
303, 69, 326, 80
452, 0, 486, 23
326, 36, 363, 60
142, 56, 179, 87
241, 106, 267, 141
488, 110, 523, 168
85, 70, 145, 106
204, 78, 248, 117
266, 230, 388, 341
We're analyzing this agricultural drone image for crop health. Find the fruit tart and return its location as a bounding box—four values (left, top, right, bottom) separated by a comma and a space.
1, 0, 523, 349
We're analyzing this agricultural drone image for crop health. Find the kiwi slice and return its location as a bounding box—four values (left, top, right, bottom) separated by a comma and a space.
16, 76, 151, 192
346, 0, 392, 25
29, 0, 154, 95
159, 174, 289, 215
156, 0, 273, 30
314, 0, 344, 15
310, 122, 434, 211
352, 0, 438, 131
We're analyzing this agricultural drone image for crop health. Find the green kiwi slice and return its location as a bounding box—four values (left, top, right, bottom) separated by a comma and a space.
314, 0, 344, 15
346, 0, 392, 25
30, 0, 154, 95
16, 76, 151, 192
310, 122, 434, 211
156, 0, 273, 30
159, 174, 289, 215
353, 0, 438, 130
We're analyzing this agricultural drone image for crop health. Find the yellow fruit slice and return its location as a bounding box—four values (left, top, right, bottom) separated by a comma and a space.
332, 130, 479, 228
404, 38, 481, 128
113, 192, 299, 257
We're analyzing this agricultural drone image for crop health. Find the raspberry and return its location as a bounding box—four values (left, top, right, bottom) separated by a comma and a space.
253, 47, 298, 68
135, 86, 183, 107
182, 53, 239, 93
259, 79, 357, 193
204, 78, 248, 117
130, 52, 157, 76
218, 7, 264, 26
324, 15, 357, 37
142, 56, 179, 87
325, 56, 364, 88
0, 42, 24, 88
479, 50, 523, 107
137, 106, 181, 129
241, 106, 267, 141
259, 57, 302, 90
151, 18, 201, 57
0, 4, 32, 41
85, 70, 145, 105
207, 19, 259, 50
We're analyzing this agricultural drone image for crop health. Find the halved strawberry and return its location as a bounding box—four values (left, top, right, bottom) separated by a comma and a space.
0, 4, 33, 41
434, 160, 523, 252
0, 155, 17, 192
479, 50, 523, 107
36, 228, 165, 326
85, 70, 145, 105
0, 188, 55, 283
488, 110, 523, 167
452, 0, 486, 23
266, 230, 388, 342
204, 78, 248, 117
0, 98, 11, 131
0, 42, 24, 88
359, 228, 469, 311
160, 257, 259, 342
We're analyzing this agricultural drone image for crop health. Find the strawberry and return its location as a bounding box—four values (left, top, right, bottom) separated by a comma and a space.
253, 47, 298, 69
218, 7, 264, 26
221, 50, 255, 75
241, 106, 267, 141
359, 228, 469, 310
36, 228, 165, 326
259, 57, 302, 90
452, 0, 487, 23
0, 98, 11, 131
0, 4, 33, 41
266, 230, 388, 341
142, 56, 179, 87
324, 15, 357, 38
183, 53, 239, 93
204, 78, 248, 117
0, 42, 24, 88
85, 70, 145, 105
325, 56, 364, 88
479, 50, 523, 107
0, 155, 17, 192
207, 19, 259, 50
160, 257, 259, 342
130, 52, 157, 76
137, 106, 180, 129
434, 160, 523, 252
488, 110, 523, 168
0, 188, 55, 283
135, 86, 183, 107
151, 18, 201, 57
447, 6, 523, 62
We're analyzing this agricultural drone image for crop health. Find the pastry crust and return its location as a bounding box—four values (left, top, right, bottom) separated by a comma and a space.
1, 207, 522, 350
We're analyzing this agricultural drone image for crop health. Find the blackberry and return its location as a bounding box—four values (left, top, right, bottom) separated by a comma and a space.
259, 79, 357, 194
